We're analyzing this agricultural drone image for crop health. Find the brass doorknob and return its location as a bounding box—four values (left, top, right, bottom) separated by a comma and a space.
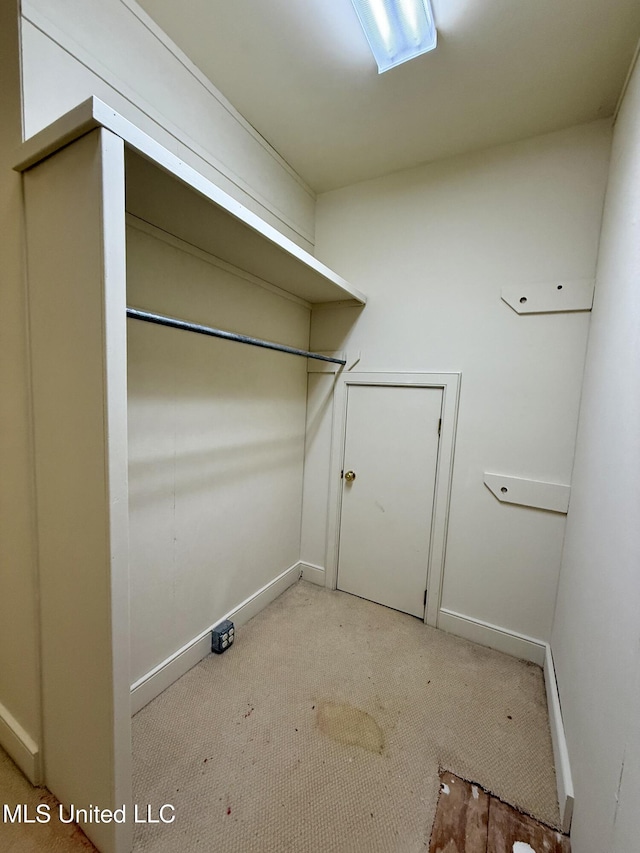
344, 470, 356, 482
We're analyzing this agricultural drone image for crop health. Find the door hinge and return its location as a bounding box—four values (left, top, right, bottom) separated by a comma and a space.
437, 418, 442, 436
423, 589, 428, 607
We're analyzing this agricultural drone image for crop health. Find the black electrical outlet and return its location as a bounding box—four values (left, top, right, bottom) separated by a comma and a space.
212, 619, 235, 653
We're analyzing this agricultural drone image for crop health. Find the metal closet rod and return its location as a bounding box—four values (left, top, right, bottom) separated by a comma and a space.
126, 308, 346, 365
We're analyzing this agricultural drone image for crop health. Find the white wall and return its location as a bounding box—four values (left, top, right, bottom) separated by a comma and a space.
20, 0, 315, 250
0, 0, 42, 779
305, 121, 612, 652
550, 55, 640, 853
126, 223, 310, 681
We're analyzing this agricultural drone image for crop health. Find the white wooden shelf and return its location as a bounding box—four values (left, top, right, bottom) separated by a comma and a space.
14, 96, 367, 307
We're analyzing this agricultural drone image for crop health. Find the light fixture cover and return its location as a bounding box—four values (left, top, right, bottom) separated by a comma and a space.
350, 0, 437, 73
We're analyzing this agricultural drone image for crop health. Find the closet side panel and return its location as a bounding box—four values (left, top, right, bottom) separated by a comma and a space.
126, 224, 310, 684
24, 128, 132, 853
0, 0, 42, 777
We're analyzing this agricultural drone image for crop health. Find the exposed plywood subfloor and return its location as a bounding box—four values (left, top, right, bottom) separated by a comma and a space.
430, 772, 571, 853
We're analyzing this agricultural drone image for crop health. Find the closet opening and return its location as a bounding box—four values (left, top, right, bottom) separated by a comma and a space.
18, 96, 365, 853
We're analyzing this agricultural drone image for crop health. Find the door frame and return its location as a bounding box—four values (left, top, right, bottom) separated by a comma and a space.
325, 372, 461, 626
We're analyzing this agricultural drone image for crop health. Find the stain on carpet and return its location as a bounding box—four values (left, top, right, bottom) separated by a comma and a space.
316, 701, 385, 754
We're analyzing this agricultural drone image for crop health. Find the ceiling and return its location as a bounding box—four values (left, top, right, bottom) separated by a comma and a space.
136, 0, 640, 193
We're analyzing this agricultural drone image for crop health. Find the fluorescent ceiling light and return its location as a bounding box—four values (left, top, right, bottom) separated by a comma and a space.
350, 0, 437, 73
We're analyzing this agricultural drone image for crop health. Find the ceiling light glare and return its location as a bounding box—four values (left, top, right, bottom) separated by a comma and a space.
350, 0, 437, 73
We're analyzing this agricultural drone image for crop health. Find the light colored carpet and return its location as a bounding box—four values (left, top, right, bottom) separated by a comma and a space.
0, 749, 96, 852
132, 581, 560, 852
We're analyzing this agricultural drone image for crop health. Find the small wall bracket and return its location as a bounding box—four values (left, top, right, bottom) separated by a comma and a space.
501, 279, 594, 314
484, 472, 570, 513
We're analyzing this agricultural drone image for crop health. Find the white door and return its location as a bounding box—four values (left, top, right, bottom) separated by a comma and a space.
337, 384, 442, 618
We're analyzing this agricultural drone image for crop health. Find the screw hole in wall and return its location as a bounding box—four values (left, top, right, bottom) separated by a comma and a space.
519, 297, 527, 304
501, 486, 508, 493
557, 285, 563, 290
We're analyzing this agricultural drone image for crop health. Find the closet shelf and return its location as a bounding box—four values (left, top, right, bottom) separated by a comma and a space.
14, 97, 367, 307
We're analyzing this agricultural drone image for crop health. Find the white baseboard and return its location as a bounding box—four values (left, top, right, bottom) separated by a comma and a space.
437, 608, 546, 665
544, 643, 574, 833
298, 561, 326, 586
131, 563, 302, 715
436, 610, 573, 831
0, 700, 41, 785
